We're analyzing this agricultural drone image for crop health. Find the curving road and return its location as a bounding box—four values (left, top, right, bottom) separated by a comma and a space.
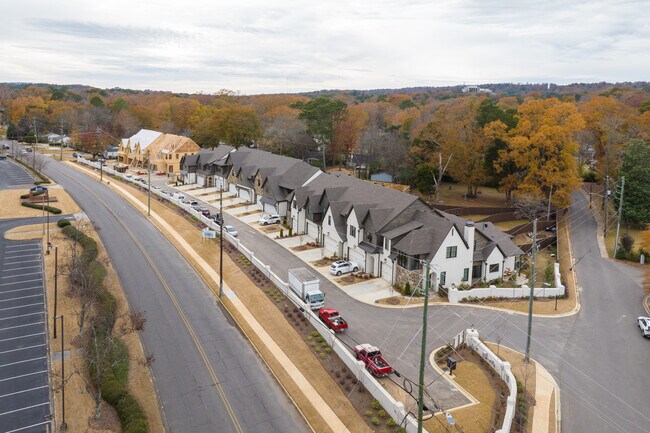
42, 153, 649, 433
43, 160, 308, 433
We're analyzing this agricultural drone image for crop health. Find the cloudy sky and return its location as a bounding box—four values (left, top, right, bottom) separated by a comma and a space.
0, 0, 648, 94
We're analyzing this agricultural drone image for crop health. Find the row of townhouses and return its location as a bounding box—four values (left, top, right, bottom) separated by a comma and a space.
180, 145, 524, 291
117, 129, 201, 175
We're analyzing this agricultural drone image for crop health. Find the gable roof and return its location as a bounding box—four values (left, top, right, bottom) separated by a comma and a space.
125, 129, 163, 152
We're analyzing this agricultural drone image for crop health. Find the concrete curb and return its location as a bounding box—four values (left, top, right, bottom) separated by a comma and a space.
643, 294, 650, 315
428, 346, 479, 410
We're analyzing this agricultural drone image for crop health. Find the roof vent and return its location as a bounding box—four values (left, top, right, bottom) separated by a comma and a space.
465, 221, 474, 227
484, 223, 488, 228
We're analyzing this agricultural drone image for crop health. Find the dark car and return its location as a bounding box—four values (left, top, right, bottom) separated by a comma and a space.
199, 207, 211, 217
211, 213, 224, 225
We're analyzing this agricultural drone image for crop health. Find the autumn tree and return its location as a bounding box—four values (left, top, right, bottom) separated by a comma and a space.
292, 96, 347, 170
332, 105, 369, 166
261, 114, 314, 158
581, 96, 639, 181
496, 98, 585, 207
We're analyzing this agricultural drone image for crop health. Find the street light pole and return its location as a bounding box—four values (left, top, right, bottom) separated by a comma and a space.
219, 187, 223, 298
417, 260, 430, 433
525, 219, 537, 364
147, 150, 151, 217
53, 247, 58, 338
613, 177, 625, 258
46, 190, 50, 254
54, 315, 67, 431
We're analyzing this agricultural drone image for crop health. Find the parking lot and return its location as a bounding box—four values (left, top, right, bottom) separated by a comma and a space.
0, 159, 36, 189
0, 239, 50, 433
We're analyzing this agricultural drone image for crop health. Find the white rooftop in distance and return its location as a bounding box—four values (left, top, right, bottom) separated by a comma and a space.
127, 129, 163, 151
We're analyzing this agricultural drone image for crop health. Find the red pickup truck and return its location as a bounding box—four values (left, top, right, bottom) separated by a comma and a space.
318, 308, 348, 332
354, 344, 393, 377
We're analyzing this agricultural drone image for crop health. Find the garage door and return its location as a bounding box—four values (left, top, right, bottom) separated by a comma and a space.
306, 220, 319, 241
263, 203, 278, 215
347, 247, 365, 271
239, 188, 251, 202
323, 236, 340, 257
382, 260, 393, 283
197, 175, 205, 186
215, 177, 225, 190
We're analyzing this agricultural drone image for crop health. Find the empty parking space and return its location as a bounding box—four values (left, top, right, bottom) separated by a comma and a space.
0, 239, 50, 433
0, 159, 36, 189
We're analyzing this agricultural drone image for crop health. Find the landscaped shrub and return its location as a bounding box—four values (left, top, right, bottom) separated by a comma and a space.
544, 265, 554, 286
57, 218, 71, 228
21, 202, 62, 214
20, 190, 45, 199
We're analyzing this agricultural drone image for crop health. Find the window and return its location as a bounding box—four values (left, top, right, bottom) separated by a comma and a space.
292, 201, 296, 209
440, 272, 446, 285
489, 263, 500, 273
462, 268, 469, 282
328, 215, 331, 225
384, 238, 390, 250
445, 246, 457, 258
397, 253, 408, 268
349, 225, 356, 237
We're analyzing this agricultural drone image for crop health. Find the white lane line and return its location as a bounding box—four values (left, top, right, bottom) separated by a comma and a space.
0, 312, 43, 321
3, 253, 41, 258
0, 265, 41, 272
0, 344, 45, 355
2, 260, 41, 266
0, 332, 45, 343
5, 244, 38, 249
0, 385, 48, 399
0, 401, 49, 417
0, 294, 43, 303
5, 420, 51, 433
1, 272, 43, 279
3, 250, 40, 256
0, 287, 42, 296
0, 321, 45, 332
0, 356, 47, 369
0, 302, 44, 312
1, 262, 41, 269
1, 279, 43, 286
0, 370, 48, 382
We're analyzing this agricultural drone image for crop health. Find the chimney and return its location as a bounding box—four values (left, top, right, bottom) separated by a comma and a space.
464, 221, 475, 252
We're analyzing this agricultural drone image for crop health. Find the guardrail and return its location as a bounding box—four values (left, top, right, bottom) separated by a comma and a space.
78, 158, 424, 433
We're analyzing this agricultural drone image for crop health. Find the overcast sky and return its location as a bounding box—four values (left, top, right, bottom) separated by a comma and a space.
0, 0, 648, 94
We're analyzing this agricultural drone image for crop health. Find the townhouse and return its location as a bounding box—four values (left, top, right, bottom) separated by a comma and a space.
117, 129, 201, 176
179, 144, 523, 291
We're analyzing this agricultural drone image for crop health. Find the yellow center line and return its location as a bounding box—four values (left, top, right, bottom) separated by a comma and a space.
51, 166, 245, 433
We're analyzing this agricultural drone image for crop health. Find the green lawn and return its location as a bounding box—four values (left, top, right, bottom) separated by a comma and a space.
415, 182, 509, 207
604, 226, 647, 259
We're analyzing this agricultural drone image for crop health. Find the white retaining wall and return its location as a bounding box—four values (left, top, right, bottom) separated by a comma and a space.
464, 329, 517, 433
448, 263, 565, 303
78, 158, 423, 433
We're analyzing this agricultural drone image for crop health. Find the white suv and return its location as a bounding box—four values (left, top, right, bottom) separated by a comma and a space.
259, 214, 281, 225
329, 260, 359, 276
638, 317, 650, 338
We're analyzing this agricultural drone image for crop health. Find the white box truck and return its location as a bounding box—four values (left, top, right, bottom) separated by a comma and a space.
288, 268, 325, 310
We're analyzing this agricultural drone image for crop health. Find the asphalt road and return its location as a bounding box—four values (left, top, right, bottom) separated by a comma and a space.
43, 161, 308, 433
0, 158, 35, 188
39, 153, 650, 433
219, 188, 650, 432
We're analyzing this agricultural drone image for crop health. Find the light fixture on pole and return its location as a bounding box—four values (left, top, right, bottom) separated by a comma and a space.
54, 315, 67, 431
219, 187, 223, 298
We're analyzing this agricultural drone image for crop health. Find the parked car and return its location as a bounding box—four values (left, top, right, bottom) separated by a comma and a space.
2, 144, 11, 150
212, 213, 224, 226
189, 201, 200, 209
20, 149, 28, 156
354, 344, 393, 376
638, 317, 650, 338
329, 260, 359, 276
25, 147, 32, 153
0, 155, 6, 160
125, 173, 133, 178
545, 226, 557, 234
319, 308, 348, 332
72, 152, 79, 157
199, 207, 211, 217
172, 193, 185, 200
155, 170, 166, 176
223, 225, 238, 237
259, 214, 281, 225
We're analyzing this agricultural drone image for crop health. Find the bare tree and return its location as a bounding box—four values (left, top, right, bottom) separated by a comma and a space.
514, 195, 547, 221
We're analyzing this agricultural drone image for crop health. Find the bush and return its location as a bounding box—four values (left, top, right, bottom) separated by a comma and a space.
21, 202, 62, 214
404, 281, 411, 296
57, 218, 71, 228
387, 418, 397, 427
378, 409, 387, 418
279, 228, 284, 238
101, 378, 126, 405
288, 227, 293, 236
371, 400, 381, 410
20, 190, 45, 199
544, 265, 554, 286
620, 233, 635, 253
371, 417, 380, 426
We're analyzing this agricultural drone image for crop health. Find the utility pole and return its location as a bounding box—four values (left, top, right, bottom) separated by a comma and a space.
417, 260, 430, 433
613, 177, 625, 258
604, 176, 610, 236
97, 128, 103, 182
589, 183, 593, 209
525, 219, 537, 364
53, 247, 58, 338
32, 117, 37, 167
219, 188, 224, 298
60, 119, 64, 161
54, 315, 67, 431
147, 150, 151, 216
546, 185, 553, 221
46, 190, 50, 254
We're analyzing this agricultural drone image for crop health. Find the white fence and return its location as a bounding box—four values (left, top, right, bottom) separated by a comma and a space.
448, 263, 565, 303
78, 158, 423, 433
462, 329, 517, 433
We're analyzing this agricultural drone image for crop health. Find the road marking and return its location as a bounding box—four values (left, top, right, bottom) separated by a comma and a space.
0, 332, 45, 343
0, 401, 49, 417
0, 385, 48, 399
5, 244, 38, 249
0, 265, 41, 272
0, 287, 42, 296
614, 315, 626, 324
0, 321, 45, 332
0, 344, 45, 355
5, 420, 51, 433
0, 356, 47, 369
0, 294, 43, 303
0, 311, 43, 321
1, 260, 40, 266
0, 303, 44, 312
1, 279, 42, 286
3, 250, 40, 256
2, 271, 43, 278
56, 167, 245, 433
0, 370, 48, 382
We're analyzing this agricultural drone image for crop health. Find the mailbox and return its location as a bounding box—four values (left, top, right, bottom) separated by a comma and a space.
447, 356, 457, 373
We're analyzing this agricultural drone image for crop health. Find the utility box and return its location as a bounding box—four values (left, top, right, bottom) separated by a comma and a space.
447, 356, 457, 373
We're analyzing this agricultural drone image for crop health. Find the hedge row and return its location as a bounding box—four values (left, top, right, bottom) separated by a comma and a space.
21, 202, 62, 214
20, 190, 45, 199
57, 218, 71, 228
60, 224, 148, 433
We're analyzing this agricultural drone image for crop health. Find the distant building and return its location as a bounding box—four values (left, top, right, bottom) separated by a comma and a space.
103, 145, 119, 159
462, 85, 493, 94
370, 172, 394, 183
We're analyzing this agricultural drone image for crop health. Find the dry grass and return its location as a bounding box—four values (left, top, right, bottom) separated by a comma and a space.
5, 221, 164, 433
493, 219, 529, 231
423, 361, 498, 433
605, 226, 646, 258
291, 244, 321, 252
0, 187, 80, 220
77, 166, 371, 433
417, 182, 509, 208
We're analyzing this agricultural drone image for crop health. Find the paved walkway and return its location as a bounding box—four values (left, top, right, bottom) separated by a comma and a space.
533, 361, 560, 433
